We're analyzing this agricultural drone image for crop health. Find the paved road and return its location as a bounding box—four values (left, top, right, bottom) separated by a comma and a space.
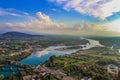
62, 77, 75, 80
41, 65, 75, 80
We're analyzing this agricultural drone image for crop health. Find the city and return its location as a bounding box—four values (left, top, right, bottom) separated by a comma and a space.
0, 0, 120, 80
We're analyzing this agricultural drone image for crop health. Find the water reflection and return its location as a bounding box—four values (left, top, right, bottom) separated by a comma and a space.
21, 38, 104, 66
21, 46, 79, 66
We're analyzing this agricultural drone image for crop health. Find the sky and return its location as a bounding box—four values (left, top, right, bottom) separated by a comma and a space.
0, 0, 120, 36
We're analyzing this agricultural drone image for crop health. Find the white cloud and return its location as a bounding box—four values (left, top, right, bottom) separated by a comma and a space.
70, 21, 120, 36
0, 11, 120, 36
0, 12, 66, 34
49, 0, 120, 19
104, 19, 120, 32
0, 8, 29, 17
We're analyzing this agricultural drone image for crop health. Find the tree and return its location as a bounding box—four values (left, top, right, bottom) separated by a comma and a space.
0, 75, 4, 80
49, 55, 56, 66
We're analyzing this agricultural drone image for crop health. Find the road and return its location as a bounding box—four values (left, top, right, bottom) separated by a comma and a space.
41, 65, 75, 80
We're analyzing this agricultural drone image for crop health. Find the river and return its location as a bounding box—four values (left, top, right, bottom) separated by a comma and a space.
21, 38, 104, 66
118, 49, 120, 53
21, 47, 79, 66
0, 38, 104, 77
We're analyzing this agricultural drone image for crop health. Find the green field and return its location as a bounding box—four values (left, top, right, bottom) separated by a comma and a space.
45, 47, 120, 80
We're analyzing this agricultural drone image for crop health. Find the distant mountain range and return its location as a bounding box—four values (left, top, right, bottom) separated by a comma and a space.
0, 32, 45, 39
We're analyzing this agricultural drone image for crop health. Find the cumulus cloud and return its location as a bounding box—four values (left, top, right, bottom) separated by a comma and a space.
48, 0, 120, 19
0, 11, 120, 36
70, 21, 120, 36
0, 12, 66, 34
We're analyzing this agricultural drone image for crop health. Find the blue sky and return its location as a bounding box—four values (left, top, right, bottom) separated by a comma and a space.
0, 0, 120, 36
0, 0, 100, 23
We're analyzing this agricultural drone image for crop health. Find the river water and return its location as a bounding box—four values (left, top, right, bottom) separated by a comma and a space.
0, 38, 104, 77
118, 49, 120, 53
21, 38, 104, 66
21, 47, 79, 66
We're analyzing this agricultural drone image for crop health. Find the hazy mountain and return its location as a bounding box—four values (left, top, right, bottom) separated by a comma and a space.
0, 31, 44, 39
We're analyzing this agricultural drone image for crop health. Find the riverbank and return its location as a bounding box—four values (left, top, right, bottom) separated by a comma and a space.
0, 49, 34, 79
21, 46, 79, 66
0, 49, 33, 72
44, 47, 120, 80
21, 38, 105, 66
11, 49, 33, 61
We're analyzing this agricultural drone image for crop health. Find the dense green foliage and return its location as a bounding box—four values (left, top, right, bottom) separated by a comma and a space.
45, 47, 120, 80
